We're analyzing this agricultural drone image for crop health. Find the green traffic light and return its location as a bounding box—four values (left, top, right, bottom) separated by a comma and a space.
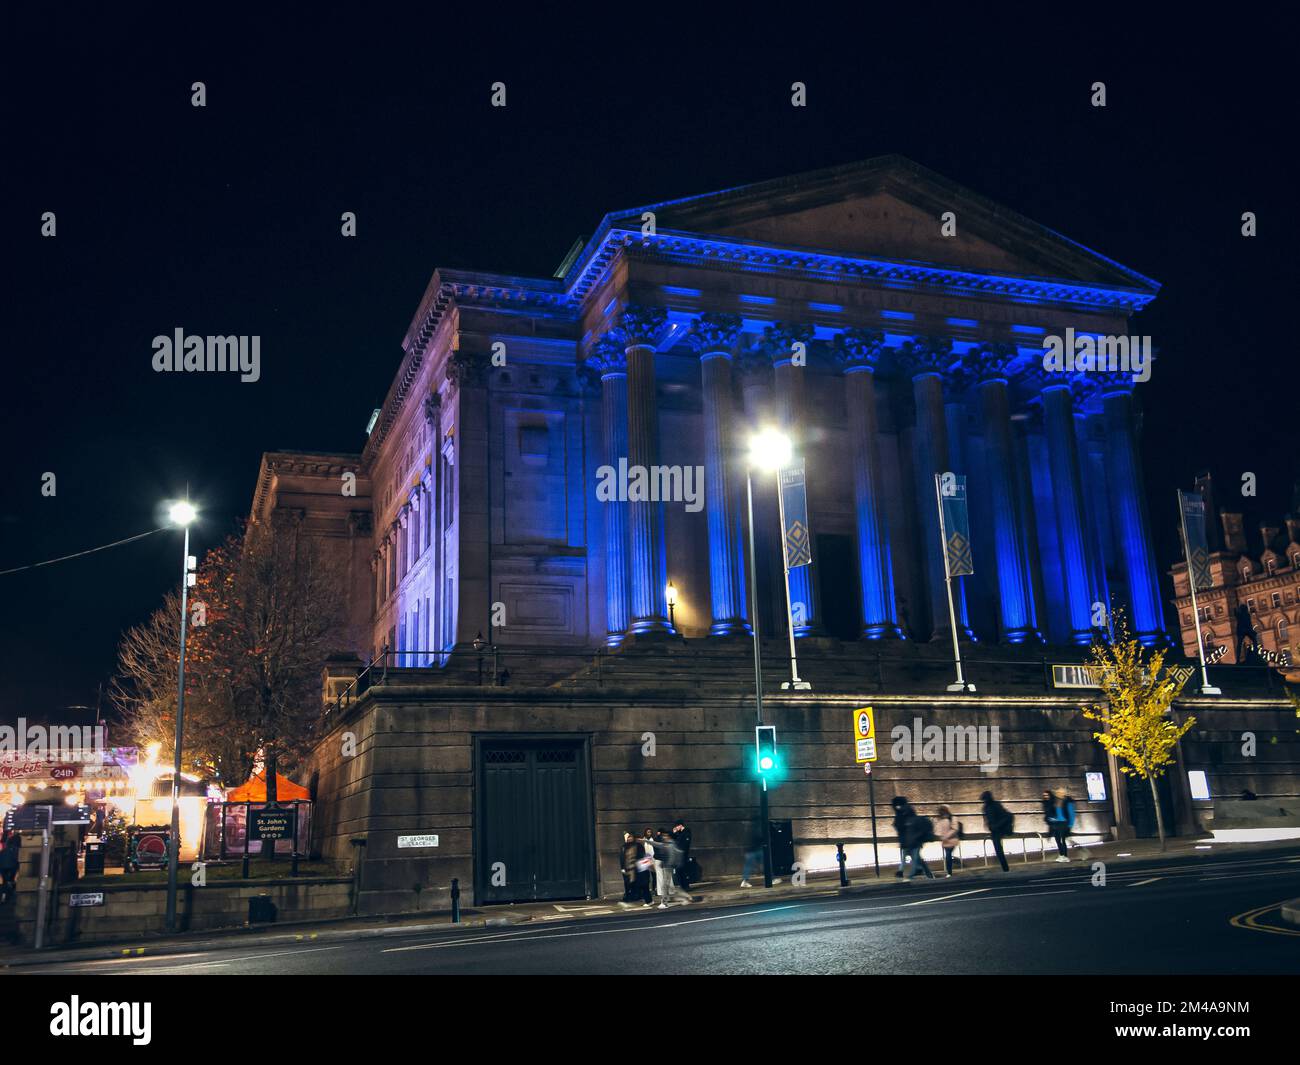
759, 755, 774, 771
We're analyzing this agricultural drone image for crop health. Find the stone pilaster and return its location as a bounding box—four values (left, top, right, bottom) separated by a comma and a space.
688, 313, 749, 636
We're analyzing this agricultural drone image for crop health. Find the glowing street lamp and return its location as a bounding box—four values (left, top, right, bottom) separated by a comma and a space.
665, 581, 678, 629
748, 427, 793, 473
164, 498, 197, 934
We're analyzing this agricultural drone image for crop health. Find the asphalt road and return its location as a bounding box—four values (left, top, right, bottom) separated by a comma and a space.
16, 852, 1300, 975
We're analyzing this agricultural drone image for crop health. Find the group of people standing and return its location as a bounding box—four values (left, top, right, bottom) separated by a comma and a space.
621, 822, 694, 909
891, 787, 1078, 880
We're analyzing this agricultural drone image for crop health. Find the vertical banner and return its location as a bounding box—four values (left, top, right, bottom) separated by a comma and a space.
1179, 490, 1211, 591
779, 461, 813, 569
938, 473, 973, 576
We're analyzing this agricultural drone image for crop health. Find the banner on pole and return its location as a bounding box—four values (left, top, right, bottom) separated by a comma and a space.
938, 473, 973, 576
779, 462, 813, 569
1179, 490, 1212, 592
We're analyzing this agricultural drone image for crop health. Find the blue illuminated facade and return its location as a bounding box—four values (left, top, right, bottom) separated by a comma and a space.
360, 155, 1169, 657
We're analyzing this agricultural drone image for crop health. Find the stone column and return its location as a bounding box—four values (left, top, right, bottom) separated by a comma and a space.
1037, 375, 1094, 644
588, 336, 631, 644
1073, 383, 1112, 634
764, 321, 821, 636
688, 313, 749, 635
899, 336, 970, 641
1098, 372, 1164, 646
620, 305, 672, 635
834, 328, 902, 639
964, 345, 1035, 643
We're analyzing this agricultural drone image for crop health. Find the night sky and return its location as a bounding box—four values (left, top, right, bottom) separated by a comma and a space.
3, 12, 1294, 722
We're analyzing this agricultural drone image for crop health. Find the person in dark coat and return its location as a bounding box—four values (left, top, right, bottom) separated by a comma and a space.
1048, 788, 1076, 862
981, 790, 1013, 872
898, 803, 936, 881
1040, 790, 1055, 836
620, 832, 640, 902
0, 831, 21, 902
891, 796, 917, 878
672, 820, 693, 894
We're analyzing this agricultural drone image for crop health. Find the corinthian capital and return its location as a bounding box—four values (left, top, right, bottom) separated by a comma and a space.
1028, 367, 1097, 408
834, 327, 889, 372
762, 321, 815, 364
961, 342, 1018, 385
687, 312, 743, 357
897, 335, 955, 377
586, 334, 629, 376
616, 304, 669, 347
447, 348, 489, 388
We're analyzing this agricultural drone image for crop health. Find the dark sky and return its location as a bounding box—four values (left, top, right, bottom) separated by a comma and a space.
3, 12, 1295, 722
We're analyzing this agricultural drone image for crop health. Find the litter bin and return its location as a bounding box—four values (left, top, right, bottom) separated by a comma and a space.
83, 840, 105, 876
248, 896, 278, 924
768, 819, 795, 877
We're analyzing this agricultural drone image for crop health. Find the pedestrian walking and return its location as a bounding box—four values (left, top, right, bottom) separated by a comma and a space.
934, 805, 962, 877
898, 802, 936, 882
740, 816, 780, 888
672, 819, 693, 895
648, 828, 678, 907
1048, 788, 1076, 862
0, 830, 20, 903
627, 830, 654, 906
981, 790, 1014, 872
1040, 789, 1055, 836
620, 831, 640, 902
891, 796, 917, 878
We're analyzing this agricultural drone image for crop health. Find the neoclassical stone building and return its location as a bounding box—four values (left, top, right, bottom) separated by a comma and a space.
248, 157, 1298, 911
274, 155, 1170, 667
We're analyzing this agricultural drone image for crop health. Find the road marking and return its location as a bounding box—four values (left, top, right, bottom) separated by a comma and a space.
1130, 877, 1163, 886
383, 904, 803, 952
901, 888, 990, 907
1201, 869, 1300, 882
1229, 901, 1300, 938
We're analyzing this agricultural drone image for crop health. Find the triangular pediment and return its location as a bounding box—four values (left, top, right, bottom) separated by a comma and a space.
609, 155, 1156, 292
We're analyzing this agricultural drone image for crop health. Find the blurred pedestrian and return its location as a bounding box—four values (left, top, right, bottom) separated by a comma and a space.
898, 801, 936, 882
981, 790, 1014, 872
1048, 788, 1076, 862
934, 805, 962, 877
672, 819, 693, 895
891, 796, 917, 878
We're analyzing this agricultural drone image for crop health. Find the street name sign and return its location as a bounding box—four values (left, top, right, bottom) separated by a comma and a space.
397, 834, 439, 849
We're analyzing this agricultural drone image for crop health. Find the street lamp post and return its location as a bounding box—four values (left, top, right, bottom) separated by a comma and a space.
743, 467, 774, 890
665, 581, 677, 629
165, 499, 197, 934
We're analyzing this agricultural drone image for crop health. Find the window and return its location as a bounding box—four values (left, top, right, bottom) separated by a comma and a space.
1272, 592, 1282, 609
1279, 619, 1290, 646
1247, 598, 1257, 613
1267, 558, 1277, 575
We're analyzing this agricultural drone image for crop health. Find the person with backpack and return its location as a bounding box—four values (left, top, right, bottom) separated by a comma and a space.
934, 805, 962, 877
891, 795, 917, 878
900, 804, 936, 882
981, 790, 1014, 872
1048, 788, 1076, 862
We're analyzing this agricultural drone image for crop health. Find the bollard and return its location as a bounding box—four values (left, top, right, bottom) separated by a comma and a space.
291, 852, 300, 877
450, 877, 461, 924
242, 854, 250, 879
836, 842, 850, 887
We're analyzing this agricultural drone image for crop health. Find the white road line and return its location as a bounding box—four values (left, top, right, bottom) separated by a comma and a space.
901, 888, 990, 907
1130, 877, 1163, 887
382, 903, 802, 952
1200, 869, 1300, 882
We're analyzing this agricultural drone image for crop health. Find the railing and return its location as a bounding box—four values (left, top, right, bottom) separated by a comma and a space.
325, 641, 1286, 718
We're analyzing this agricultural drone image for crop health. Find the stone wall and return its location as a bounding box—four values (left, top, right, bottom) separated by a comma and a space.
307, 678, 1299, 913
13, 877, 353, 948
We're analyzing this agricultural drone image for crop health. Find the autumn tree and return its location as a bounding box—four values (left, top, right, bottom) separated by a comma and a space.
1083, 612, 1193, 850
113, 516, 349, 797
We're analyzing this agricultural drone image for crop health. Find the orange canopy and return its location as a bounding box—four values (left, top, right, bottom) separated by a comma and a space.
225, 771, 309, 803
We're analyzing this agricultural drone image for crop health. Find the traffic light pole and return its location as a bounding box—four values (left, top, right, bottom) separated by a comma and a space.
745, 471, 773, 888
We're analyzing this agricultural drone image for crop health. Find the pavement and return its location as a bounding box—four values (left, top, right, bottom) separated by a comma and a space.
6, 833, 1299, 972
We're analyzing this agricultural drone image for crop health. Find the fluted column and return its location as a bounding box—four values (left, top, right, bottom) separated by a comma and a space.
764, 321, 821, 636
1098, 372, 1164, 645
964, 345, 1035, 643
1037, 375, 1093, 644
621, 305, 672, 635
835, 328, 902, 639
589, 336, 631, 644
1073, 382, 1112, 633
688, 314, 749, 635
900, 337, 970, 641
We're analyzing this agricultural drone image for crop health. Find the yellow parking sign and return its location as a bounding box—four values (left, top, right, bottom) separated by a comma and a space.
853, 706, 877, 763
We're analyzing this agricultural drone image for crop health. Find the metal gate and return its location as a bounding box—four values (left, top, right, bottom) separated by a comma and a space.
476, 738, 595, 904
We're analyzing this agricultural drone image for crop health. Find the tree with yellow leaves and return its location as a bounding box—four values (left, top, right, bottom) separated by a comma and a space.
1083, 612, 1193, 850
